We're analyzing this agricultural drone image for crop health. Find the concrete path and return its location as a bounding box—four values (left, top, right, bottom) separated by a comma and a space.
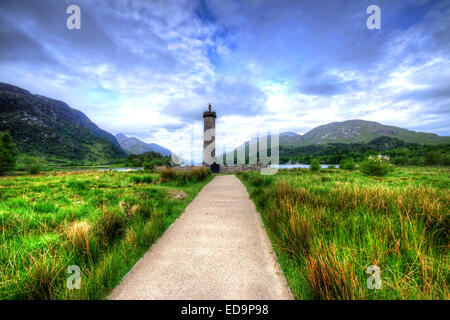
109, 175, 291, 300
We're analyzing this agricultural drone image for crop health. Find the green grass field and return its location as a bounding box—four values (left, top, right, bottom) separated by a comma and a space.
0, 168, 212, 300
237, 166, 449, 300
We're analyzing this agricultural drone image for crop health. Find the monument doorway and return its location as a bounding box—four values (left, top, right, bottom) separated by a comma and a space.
210, 162, 220, 174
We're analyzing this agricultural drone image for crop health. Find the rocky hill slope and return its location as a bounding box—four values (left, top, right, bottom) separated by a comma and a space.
0, 82, 126, 162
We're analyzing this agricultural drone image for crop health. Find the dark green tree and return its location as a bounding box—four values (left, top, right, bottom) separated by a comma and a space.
0, 131, 18, 175
340, 157, 356, 170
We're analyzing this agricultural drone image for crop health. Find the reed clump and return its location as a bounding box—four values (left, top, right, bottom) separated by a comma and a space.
160, 167, 211, 185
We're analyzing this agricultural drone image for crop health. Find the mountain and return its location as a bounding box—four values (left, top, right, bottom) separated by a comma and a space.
283, 120, 449, 146
221, 120, 449, 164
0, 82, 127, 162
116, 133, 172, 156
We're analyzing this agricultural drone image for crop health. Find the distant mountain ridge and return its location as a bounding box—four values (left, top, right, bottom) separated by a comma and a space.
282, 120, 449, 146
0, 82, 127, 162
116, 133, 172, 156
221, 120, 449, 162
279, 132, 301, 144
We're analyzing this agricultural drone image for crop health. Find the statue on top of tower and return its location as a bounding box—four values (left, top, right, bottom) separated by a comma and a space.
208, 103, 212, 112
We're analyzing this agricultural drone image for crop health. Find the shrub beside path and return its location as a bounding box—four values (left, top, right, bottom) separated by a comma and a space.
109, 174, 291, 300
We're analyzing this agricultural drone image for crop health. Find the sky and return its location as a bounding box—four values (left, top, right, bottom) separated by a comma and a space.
0, 0, 449, 162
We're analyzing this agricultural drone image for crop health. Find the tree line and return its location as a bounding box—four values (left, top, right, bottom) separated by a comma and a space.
280, 136, 450, 166
125, 152, 171, 170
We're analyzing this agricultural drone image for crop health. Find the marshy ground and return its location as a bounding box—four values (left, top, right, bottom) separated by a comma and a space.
238, 166, 449, 299
0, 168, 212, 299
1, 166, 448, 300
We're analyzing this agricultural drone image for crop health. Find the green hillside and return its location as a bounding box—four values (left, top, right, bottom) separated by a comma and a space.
0, 83, 127, 163
284, 120, 449, 146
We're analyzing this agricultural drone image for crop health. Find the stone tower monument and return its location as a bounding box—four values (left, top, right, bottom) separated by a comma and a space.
203, 104, 217, 169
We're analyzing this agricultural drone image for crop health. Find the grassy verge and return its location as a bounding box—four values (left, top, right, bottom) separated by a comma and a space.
237, 166, 449, 300
0, 167, 212, 299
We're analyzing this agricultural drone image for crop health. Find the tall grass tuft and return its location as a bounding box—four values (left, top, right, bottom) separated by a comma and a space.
129, 174, 153, 184
66, 221, 91, 256
305, 244, 364, 300
94, 207, 127, 248
22, 247, 66, 300
160, 168, 177, 182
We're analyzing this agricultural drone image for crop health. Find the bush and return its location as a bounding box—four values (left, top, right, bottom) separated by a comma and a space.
19, 155, 45, 175
310, 158, 321, 172
359, 159, 392, 177
339, 158, 355, 170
